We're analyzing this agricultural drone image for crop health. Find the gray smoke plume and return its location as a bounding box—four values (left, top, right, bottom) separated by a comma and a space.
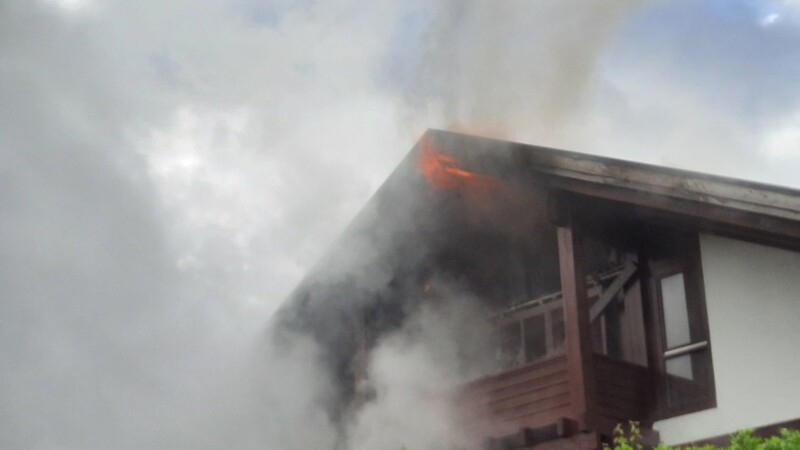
405, 0, 643, 144
7, 0, 799, 449
347, 287, 497, 450
0, 0, 646, 448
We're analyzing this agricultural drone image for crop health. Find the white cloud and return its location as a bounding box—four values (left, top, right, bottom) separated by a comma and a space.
0, 0, 418, 448
43, 0, 94, 13
762, 110, 800, 159
762, 13, 781, 26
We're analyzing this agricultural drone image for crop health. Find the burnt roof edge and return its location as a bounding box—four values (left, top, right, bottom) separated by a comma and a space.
424, 129, 800, 223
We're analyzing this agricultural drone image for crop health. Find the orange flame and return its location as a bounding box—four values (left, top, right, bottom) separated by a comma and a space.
417, 137, 542, 239
418, 138, 494, 191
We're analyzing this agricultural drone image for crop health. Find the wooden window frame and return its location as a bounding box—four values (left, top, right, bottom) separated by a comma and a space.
643, 235, 717, 420
496, 298, 566, 366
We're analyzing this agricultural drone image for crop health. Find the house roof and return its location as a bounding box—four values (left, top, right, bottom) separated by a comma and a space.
420, 129, 800, 249
273, 129, 800, 425
279, 128, 800, 329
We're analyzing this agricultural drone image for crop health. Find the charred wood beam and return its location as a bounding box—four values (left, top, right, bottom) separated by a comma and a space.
589, 259, 638, 322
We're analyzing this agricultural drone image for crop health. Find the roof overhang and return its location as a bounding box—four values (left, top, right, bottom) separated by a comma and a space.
422, 129, 800, 250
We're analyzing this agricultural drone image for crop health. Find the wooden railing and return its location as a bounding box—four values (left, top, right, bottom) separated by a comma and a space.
460, 355, 571, 437
594, 354, 651, 427
460, 354, 651, 440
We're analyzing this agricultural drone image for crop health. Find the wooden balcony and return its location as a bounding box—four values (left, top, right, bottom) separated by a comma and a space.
461, 355, 570, 438
594, 354, 651, 430
461, 353, 651, 442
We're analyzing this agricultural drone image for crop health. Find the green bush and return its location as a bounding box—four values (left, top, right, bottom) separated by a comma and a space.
605, 421, 800, 450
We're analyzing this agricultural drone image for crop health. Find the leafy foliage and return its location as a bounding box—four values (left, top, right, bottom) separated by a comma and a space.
605, 421, 800, 450
397, 422, 800, 450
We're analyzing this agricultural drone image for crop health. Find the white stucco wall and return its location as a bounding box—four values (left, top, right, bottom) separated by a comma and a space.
654, 234, 800, 444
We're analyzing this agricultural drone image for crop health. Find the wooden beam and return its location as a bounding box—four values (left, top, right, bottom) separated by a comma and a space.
558, 218, 597, 432
589, 259, 638, 322
547, 176, 800, 242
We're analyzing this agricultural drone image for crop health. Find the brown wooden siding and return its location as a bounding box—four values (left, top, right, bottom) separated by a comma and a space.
594, 354, 650, 426
461, 355, 571, 437
460, 354, 651, 440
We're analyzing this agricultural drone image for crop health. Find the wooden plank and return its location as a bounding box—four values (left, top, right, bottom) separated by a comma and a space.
594, 361, 649, 410
554, 177, 800, 245
483, 372, 569, 403
459, 357, 573, 432
495, 393, 572, 421
597, 400, 644, 421
597, 405, 642, 425
558, 218, 598, 431
484, 419, 571, 450
620, 278, 649, 366
593, 354, 649, 377
596, 369, 647, 385
471, 369, 566, 400
477, 363, 568, 394
590, 260, 638, 322
486, 381, 570, 411
596, 375, 646, 394
593, 357, 650, 427
486, 405, 576, 438
465, 355, 567, 390
596, 388, 646, 406
596, 383, 646, 402
594, 363, 647, 383
526, 431, 601, 450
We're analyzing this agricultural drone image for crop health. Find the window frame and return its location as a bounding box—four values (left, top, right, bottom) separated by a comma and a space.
643, 235, 717, 420
494, 295, 569, 368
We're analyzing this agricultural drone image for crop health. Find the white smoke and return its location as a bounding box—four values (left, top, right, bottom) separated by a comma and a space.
4, 0, 800, 449
405, 0, 644, 145
347, 284, 496, 450
338, 4, 646, 447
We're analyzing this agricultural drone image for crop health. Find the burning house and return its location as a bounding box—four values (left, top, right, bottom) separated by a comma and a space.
274, 130, 800, 449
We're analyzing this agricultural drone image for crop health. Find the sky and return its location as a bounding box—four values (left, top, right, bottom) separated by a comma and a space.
2, 0, 800, 448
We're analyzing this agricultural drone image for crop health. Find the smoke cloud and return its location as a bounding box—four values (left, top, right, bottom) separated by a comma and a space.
346, 283, 497, 450
3, 0, 800, 449
405, 0, 643, 144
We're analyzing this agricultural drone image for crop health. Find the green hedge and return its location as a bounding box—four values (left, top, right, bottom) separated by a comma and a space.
608, 421, 800, 450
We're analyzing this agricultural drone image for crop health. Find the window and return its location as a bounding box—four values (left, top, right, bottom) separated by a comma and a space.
494, 294, 566, 370
646, 236, 716, 418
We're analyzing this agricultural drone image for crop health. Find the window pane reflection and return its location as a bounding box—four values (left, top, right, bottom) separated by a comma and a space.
666, 351, 711, 408
660, 273, 691, 348
666, 354, 694, 380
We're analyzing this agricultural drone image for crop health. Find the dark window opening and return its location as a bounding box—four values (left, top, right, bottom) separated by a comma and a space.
523, 315, 547, 362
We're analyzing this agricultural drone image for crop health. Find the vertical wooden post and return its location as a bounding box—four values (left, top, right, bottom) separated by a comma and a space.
558, 217, 597, 432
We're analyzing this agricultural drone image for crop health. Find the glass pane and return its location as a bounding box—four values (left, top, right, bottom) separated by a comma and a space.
665, 351, 711, 407
666, 354, 694, 380
660, 273, 691, 348
524, 315, 547, 363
